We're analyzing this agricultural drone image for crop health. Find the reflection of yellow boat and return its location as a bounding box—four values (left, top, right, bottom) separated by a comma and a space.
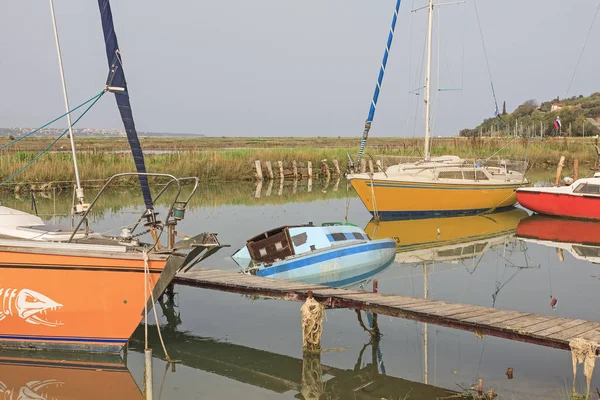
364, 207, 528, 264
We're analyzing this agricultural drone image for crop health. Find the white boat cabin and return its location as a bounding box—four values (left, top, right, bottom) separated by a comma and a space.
232, 222, 370, 268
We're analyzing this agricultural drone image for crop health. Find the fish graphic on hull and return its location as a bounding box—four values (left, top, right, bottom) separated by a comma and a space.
0, 379, 64, 400
0, 288, 63, 327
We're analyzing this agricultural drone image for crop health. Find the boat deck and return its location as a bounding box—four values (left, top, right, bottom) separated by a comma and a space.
175, 268, 600, 354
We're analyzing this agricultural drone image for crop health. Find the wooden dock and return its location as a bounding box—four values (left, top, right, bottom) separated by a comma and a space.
174, 268, 600, 354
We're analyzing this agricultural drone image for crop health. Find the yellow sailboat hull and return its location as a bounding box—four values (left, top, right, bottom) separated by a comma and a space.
350, 178, 523, 218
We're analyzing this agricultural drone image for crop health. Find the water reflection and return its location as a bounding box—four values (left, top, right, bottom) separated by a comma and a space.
364, 207, 529, 266
517, 214, 600, 265
0, 351, 141, 399
129, 324, 456, 400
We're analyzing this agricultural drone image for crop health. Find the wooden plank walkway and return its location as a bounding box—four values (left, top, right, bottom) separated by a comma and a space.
174, 268, 600, 354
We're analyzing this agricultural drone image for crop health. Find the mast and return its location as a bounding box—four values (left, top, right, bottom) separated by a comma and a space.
423, 0, 434, 161
423, 263, 429, 384
48, 0, 85, 209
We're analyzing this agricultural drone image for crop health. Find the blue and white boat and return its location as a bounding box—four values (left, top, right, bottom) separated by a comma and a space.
231, 222, 396, 287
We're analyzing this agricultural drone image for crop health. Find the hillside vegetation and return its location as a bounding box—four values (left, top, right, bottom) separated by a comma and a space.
461, 92, 600, 137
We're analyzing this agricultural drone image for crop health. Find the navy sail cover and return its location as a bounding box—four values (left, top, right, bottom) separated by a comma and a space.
97, 0, 154, 210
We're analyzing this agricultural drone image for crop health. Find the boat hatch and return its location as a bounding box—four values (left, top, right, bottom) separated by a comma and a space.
246, 226, 295, 263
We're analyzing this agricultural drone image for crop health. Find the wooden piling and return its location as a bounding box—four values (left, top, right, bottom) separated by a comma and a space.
360, 159, 367, 173
376, 160, 382, 171
368, 160, 374, 174
321, 160, 331, 180
293, 160, 298, 180
573, 159, 579, 182
554, 156, 565, 186
278, 161, 284, 180
332, 159, 341, 176
265, 161, 274, 179
307, 161, 313, 178
254, 160, 263, 181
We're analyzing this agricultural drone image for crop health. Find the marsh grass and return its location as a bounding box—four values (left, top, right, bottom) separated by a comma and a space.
0, 137, 598, 188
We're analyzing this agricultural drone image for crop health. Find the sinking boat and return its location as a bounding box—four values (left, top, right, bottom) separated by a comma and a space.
346, 0, 528, 219
231, 223, 396, 286
0, 0, 224, 353
516, 214, 600, 264
516, 173, 600, 220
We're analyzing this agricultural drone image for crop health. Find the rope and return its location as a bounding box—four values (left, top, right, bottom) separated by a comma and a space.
0, 91, 105, 187
473, 0, 500, 118
0, 91, 105, 151
143, 249, 178, 364
369, 176, 380, 221
357, 0, 402, 164
565, 2, 600, 98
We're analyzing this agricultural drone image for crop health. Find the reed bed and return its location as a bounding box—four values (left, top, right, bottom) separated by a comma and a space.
0, 137, 598, 189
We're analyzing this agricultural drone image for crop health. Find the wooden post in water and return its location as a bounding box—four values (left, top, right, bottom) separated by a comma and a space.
574, 159, 579, 181
254, 160, 263, 181
376, 160, 382, 172
301, 291, 324, 354
265, 161, 274, 180
278, 161, 284, 180
307, 161, 313, 178
292, 160, 298, 180
360, 159, 367, 173
368, 160, 374, 174
332, 159, 341, 176
555, 156, 565, 186
321, 160, 331, 180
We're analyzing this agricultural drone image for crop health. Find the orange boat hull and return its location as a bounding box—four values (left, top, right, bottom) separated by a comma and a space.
0, 250, 167, 352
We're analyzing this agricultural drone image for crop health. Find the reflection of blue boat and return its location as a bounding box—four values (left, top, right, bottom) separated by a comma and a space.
231, 222, 396, 287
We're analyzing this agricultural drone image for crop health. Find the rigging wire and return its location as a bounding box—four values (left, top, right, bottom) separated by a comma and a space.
472, 0, 500, 117
564, 2, 600, 98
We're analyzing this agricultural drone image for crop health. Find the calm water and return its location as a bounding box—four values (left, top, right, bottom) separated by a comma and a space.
1, 179, 598, 399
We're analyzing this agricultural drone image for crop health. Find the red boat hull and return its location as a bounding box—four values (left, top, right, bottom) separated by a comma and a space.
516, 215, 600, 245
516, 190, 600, 221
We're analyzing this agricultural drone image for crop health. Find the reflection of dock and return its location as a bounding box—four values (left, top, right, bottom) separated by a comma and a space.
174, 268, 600, 354
254, 177, 343, 198
129, 326, 455, 399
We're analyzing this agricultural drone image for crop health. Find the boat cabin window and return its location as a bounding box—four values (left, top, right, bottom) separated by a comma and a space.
573, 245, 600, 258
330, 233, 347, 241
437, 171, 463, 180
352, 232, 365, 240
475, 171, 489, 180
463, 171, 476, 180
574, 183, 600, 194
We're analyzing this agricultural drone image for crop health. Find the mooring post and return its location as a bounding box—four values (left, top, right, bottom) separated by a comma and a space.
376, 159, 382, 172
278, 161, 284, 180
254, 180, 262, 198
307, 161, 313, 178
301, 291, 324, 354
265, 161, 274, 180
254, 160, 263, 181
360, 158, 367, 173
293, 160, 298, 180
332, 159, 341, 176
265, 180, 273, 197
368, 160, 374, 174
554, 156, 565, 186
308, 177, 313, 193
321, 160, 331, 180
573, 159, 579, 181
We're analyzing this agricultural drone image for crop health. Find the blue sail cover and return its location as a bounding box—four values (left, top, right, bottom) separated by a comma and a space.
97, 0, 154, 210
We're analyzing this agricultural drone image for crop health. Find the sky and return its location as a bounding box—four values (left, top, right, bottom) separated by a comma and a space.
0, 0, 599, 137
